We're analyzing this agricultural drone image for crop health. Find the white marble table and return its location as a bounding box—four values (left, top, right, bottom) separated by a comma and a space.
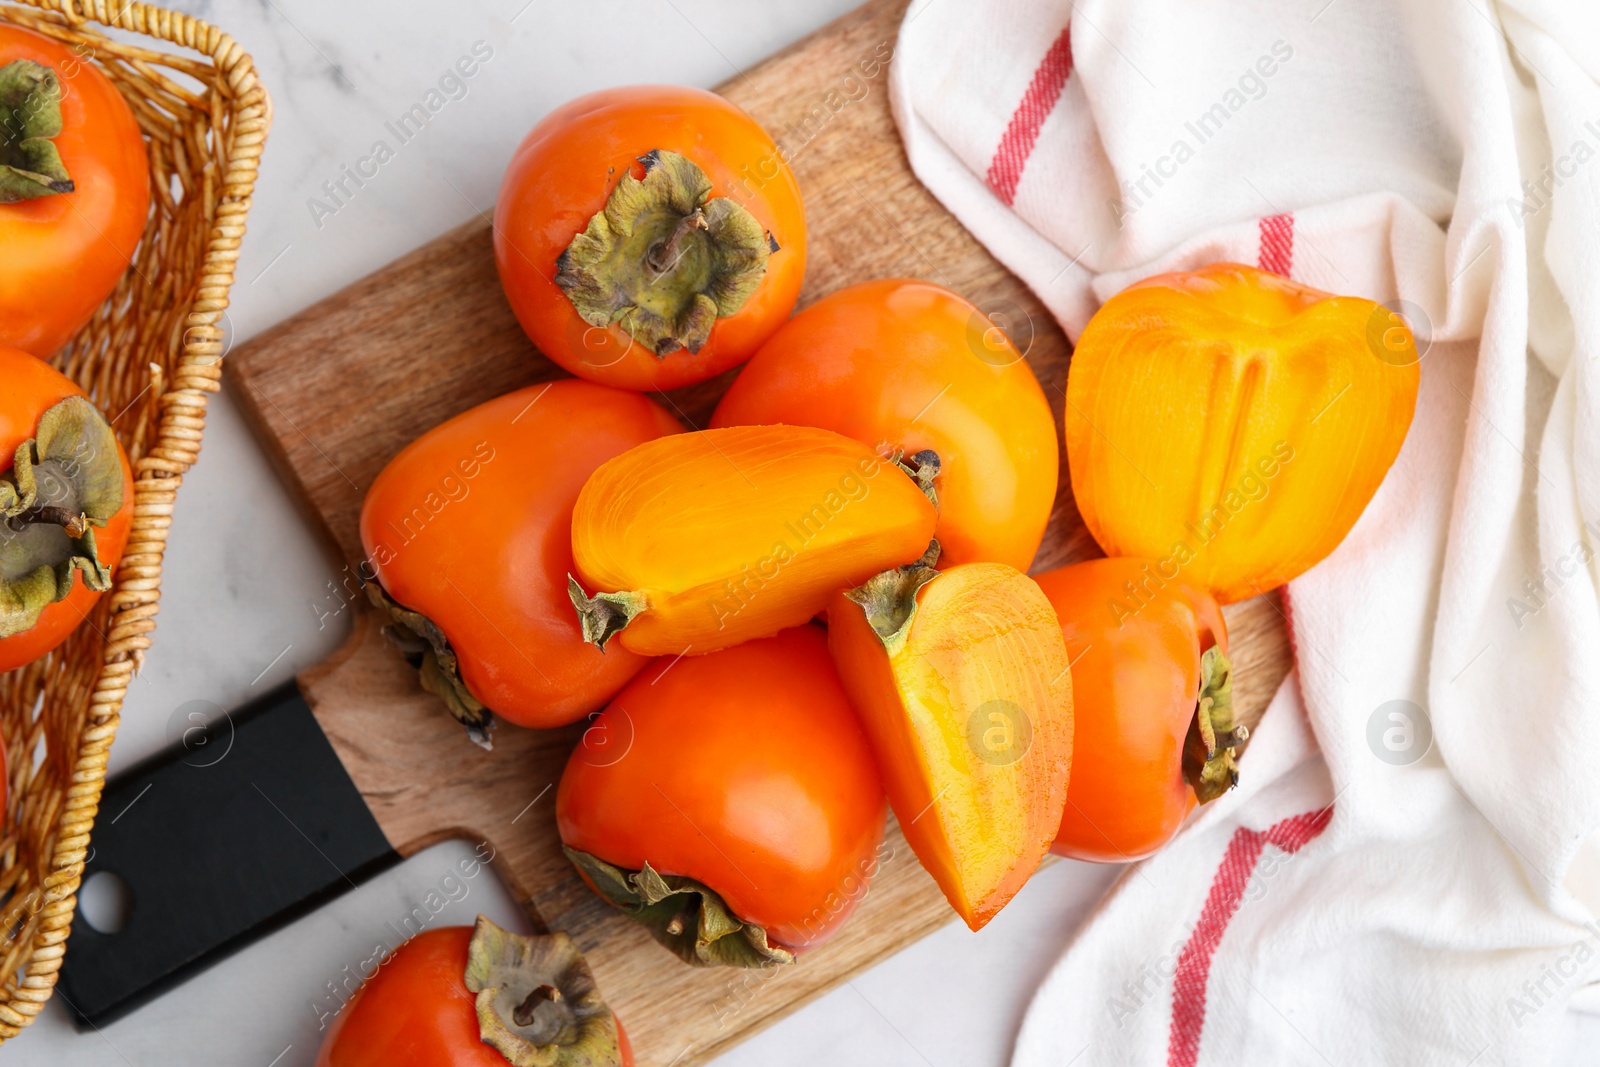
7, 2, 1598, 1064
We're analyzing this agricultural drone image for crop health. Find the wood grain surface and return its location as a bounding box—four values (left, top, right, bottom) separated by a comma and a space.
228, 0, 1292, 1062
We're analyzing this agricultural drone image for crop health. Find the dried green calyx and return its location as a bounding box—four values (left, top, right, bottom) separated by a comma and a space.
889, 448, 941, 508
1182, 645, 1248, 803
566, 574, 645, 653
0, 60, 74, 203
564, 846, 794, 969
1, 397, 124, 638
365, 579, 495, 749
842, 540, 942, 653
464, 916, 625, 1067
555, 149, 775, 358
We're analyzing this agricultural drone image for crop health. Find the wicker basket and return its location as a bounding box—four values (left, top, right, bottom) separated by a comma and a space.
0, 0, 267, 1038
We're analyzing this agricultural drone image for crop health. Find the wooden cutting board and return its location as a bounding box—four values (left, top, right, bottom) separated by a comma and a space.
227, 0, 1292, 1061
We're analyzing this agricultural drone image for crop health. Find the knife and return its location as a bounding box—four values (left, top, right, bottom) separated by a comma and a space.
57, 610, 591, 1027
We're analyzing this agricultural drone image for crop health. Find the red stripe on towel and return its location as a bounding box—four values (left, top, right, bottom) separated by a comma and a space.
1166, 807, 1332, 1067
985, 25, 1074, 206
1257, 213, 1295, 277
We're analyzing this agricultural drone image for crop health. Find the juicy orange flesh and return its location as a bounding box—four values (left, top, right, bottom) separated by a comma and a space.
1068, 263, 1419, 603
573, 425, 937, 655
831, 562, 1073, 929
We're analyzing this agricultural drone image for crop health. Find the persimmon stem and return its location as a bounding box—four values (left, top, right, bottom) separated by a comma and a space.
567, 575, 648, 651
889, 448, 941, 507
464, 917, 624, 1065
6, 504, 88, 538
512, 983, 561, 1027
664, 898, 696, 937
843, 540, 942, 645
647, 209, 708, 274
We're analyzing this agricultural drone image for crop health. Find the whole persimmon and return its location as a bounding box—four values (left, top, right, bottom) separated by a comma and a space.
316, 918, 632, 1067
359, 380, 680, 737
494, 85, 806, 391
714, 278, 1058, 571
1034, 558, 1240, 862
0, 24, 150, 357
0, 347, 133, 673
557, 626, 887, 964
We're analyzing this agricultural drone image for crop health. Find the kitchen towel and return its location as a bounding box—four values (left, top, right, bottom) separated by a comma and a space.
890, 1, 1600, 1064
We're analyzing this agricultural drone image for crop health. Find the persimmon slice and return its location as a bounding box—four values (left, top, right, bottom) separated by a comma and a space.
828, 549, 1074, 929
569, 425, 937, 657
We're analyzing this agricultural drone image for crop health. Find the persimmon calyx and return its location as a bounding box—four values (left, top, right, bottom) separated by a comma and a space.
555, 149, 774, 357
365, 580, 495, 749
1183, 645, 1247, 803
563, 846, 794, 968
567, 575, 646, 652
888, 448, 941, 508
842, 540, 942, 652
0, 60, 74, 203
0, 397, 122, 639
464, 916, 626, 1067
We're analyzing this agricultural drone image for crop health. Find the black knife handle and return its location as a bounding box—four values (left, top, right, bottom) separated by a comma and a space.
57, 680, 398, 1028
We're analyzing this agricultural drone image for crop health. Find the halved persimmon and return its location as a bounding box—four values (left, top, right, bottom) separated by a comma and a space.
1066, 263, 1419, 603
827, 548, 1073, 929
568, 424, 936, 657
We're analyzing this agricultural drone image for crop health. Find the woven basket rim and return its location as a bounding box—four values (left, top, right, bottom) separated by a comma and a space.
0, 0, 269, 1038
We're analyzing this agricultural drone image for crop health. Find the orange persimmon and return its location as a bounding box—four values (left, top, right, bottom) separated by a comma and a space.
557, 626, 886, 963
359, 380, 681, 736
0, 347, 133, 672
494, 85, 806, 392
0, 25, 151, 357
1066, 262, 1420, 604
315, 918, 632, 1067
568, 424, 936, 657
711, 278, 1059, 571
1034, 558, 1240, 862
828, 550, 1073, 929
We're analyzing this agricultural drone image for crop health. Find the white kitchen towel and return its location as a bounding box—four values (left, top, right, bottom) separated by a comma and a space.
891, 1, 1600, 1064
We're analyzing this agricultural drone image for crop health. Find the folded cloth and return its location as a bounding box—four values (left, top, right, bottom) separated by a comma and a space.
890, 1, 1600, 1063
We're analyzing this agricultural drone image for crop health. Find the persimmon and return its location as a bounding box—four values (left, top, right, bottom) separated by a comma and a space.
1034, 558, 1241, 862
494, 85, 806, 392
0, 25, 150, 357
1066, 262, 1420, 604
712, 278, 1058, 571
828, 548, 1073, 930
359, 380, 680, 737
557, 626, 887, 963
568, 424, 936, 657
315, 918, 632, 1067
0, 347, 133, 672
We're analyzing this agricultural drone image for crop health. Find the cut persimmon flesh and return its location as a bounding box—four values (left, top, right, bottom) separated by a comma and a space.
828, 550, 1074, 929
570, 424, 937, 657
